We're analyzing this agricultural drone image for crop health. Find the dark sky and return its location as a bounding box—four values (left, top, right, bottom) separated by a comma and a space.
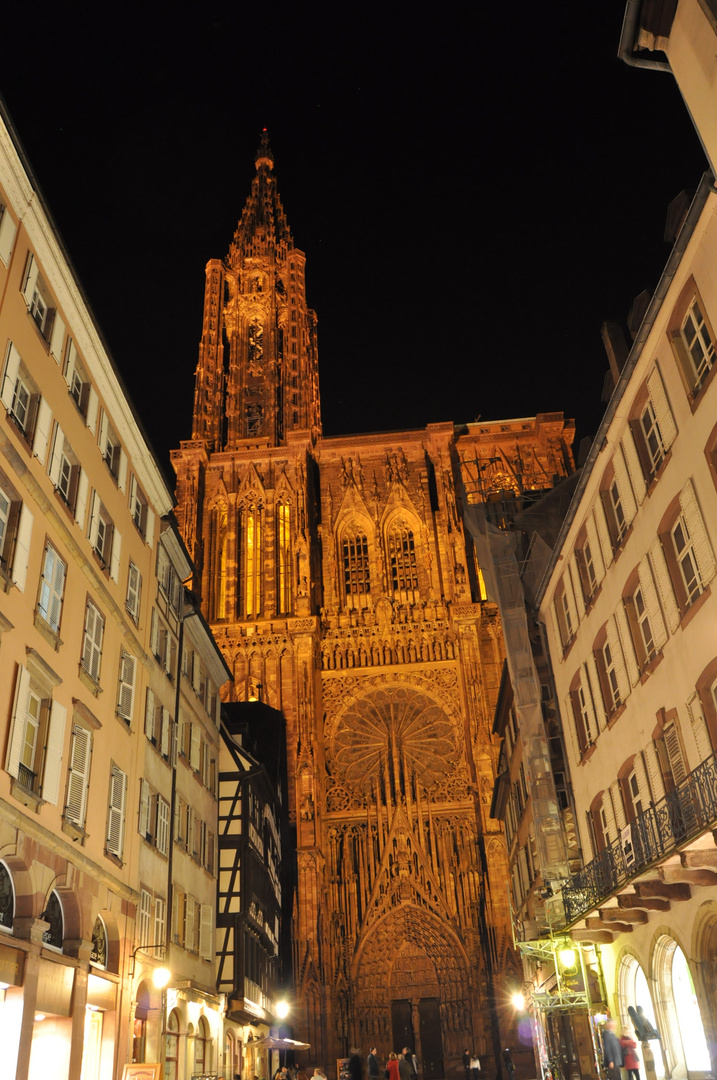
0, 3, 708, 485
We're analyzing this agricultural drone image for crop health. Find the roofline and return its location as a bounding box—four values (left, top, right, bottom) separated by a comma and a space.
532, 171, 715, 614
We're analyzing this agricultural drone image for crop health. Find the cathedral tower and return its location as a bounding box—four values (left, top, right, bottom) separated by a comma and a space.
173, 135, 576, 1080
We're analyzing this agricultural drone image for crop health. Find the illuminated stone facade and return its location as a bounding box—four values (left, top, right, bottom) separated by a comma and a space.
172, 133, 576, 1078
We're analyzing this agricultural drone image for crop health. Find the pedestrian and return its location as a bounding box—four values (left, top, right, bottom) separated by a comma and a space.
463, 1050, 471, 1080
470, 1054, 481, 1080
397, 1053, 412, 1080
601, 1020, 624, 1080
313, 1070, 327, 1080
402, 1048, 417, 1080
349, 1048, 363, 1080
503, 1049, 515, 1080
387, 1053, 400, 1080
620, 1029, 640, 1080
368, 1047, 380, 1080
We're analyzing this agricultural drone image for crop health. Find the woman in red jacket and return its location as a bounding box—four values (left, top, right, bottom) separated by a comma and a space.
620, 1030, 640, 1080
386, 1053, 401, 1080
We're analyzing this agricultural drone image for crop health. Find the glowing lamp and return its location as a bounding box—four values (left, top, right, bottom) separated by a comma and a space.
275, 1000, 290, 1020
558, 947, 576, 969
511, 993, 526, 1011
152, 966, 171, 989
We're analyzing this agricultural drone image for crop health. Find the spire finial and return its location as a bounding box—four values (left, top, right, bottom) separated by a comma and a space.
255, 129, 275, 171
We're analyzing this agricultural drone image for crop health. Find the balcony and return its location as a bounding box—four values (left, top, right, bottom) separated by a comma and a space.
562, 751, 717, 925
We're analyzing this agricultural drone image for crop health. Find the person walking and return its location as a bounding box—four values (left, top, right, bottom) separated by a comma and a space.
368, 1048, 380, 1080
402, 1048, 417, 1080
387, 1053, 400, 1080
398, 1053, 412, 1080
620, 1030, 640, 1080
470, 1054, 481, 1080
601, 1020, 624, 1080
463, 1050, 471, 1080
349, 1049, 363, 1080
503, 1049, 515, 1080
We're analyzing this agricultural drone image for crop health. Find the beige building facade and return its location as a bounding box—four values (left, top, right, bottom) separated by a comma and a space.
0, 104, 229, 1080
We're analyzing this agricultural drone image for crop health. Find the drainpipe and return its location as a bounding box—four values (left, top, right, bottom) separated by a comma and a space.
618, 0, 671, 71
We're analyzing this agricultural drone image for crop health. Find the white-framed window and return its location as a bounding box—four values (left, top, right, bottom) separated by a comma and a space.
680, 297, 715, 391
0, 486, 10, 556
156, 797, 170, 856
117, 652, 137, 724
88, 492, 121, 581
106, 763, 127, 858
603, 639, 622, 711
672, 513, 702, 604
151, 608, 176, 678
81, 599, 105, 683
627, 769, 644, 819
1, 343, 41, 443
153, 896, 166, 952
609, 479, 627, 543
0, 474, 32, 590
156, 544, 182, 615
5, 663, 66, 803
48, 425, 80, 510
129, 475, 152, 541
583, 537, 598, 596
640, 400, 666, 474
98, 411, 122, 479
138, 888, 152, 948
633, 584, 655, 663
65, 723, 92, 828
37, 543, 67, 633
22, 254, 56, 341
63, 339, 98, 430
126, 561, 142, 622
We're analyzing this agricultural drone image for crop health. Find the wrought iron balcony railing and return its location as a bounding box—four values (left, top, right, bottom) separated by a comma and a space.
562, 750, 717, 925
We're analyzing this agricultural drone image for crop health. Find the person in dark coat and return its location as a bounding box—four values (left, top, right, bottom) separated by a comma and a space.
502, 1050, 515, 1080
463, 1051, 471, 1080
402, 1049, 417, 1080
349, 1049, 363, 1080
368, 1048, 380, 1080
601, 1020, 624, 1080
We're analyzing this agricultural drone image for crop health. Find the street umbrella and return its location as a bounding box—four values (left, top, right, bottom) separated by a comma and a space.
250, 1037, 311, 1050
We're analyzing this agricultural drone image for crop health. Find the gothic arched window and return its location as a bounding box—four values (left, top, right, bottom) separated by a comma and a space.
209, 503, 228, 621
42, 890, 63, 949
388, 521, 419, 597
0, 863, 13, 929
277, 501, 291, 615
240, 502, 263, 617
342, 526, 370, 603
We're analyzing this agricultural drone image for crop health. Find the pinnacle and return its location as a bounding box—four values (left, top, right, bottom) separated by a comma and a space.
255, 128, 275, 171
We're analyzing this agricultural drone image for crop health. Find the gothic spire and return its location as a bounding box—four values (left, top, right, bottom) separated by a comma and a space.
230, 129, 293, 262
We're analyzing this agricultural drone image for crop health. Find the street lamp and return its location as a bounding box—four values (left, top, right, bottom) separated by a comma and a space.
275, 1000, 290, 1020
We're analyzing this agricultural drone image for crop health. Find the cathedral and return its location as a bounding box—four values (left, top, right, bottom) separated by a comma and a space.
171, 132, 575, 1078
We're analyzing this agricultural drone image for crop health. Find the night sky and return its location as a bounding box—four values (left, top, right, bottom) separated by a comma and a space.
0, 3, 708, 487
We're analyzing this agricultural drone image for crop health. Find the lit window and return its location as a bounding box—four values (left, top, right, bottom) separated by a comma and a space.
277, 501, 291, 614
241, 505, 262, 616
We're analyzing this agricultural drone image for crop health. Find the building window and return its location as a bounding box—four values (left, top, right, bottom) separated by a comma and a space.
37, 543, 66, 633
1, 343, 40, 443
602, 639, 622, 712
98, 411, 124, 485
633, 585, 655, 664
65, 723, 92, 828
388, 523, 419, 597
48, 425, 80, 510
608, 479, 627, 543
6, 662, 66, 802
240, 503, 262, 617
126, 562, 142, 623
21, 254, 57, 341
0, 204, 17, 266
81, 600, 105, 684
129, 476, 149, 539
106, 763, 127, 859
117, 651, 137, 724
88, 492, 116, 571
138, 889, 152, 949
671, 513, 703, 604
640, 401, 666, 475
156, 544, 182, 616
680, 297, 715, 392
277, 501, 291, 614
342, 527, 370, 598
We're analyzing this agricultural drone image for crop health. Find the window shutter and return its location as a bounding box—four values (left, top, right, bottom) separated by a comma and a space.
41, 699, 67, 806
88, 491, 100, 547
1, 343, 22, 410
680, 479, 716, 587
647, 365, 677, 450
48, 424, 64, 487
185, 894, 196, 951
11, 504, 33, 591
22, 253, 38, 306
117, 449, 128, 493
593, 499, 614, 568
98, 412, 109, 456
117, 652, 136, 723
107, 766, 127, 857
190, 724, 201, 771
549, 600, 562, 651
150, 608, 159, 657
663, 723, 687, 786
173, 888, 185, 946
156, 798, 170, 855
644, 740, 666, 803
601, 791, 618, 843
199, 903, 213, 960
49, 312, 65, 362
110, 527, 122, 583
160, 708, 171, 757
637, 557, 667, 651
145, 508, 155, 550
567, 556, 584, 620
127, 562, 141, 620
154, 897, 166, 949
74, 468, 89, 529
634, 753, 652, 810
144, 688, 155, 741
86, 387, 99, 434
649, 538, 680, 632
66, 724, 91, 825
605, 616, 630, 705
139, 778, 152, 838
83, 603, 104, 682
32, 398, 53, 463
614, 601, 640, 687
622, 429, 646, 504
609, 780, 627, 831
585, 512, 605, 584
192, 652, 201, 693
45, 549, 66, 632
613, 447, 637, 526
6, 664, 31, 779
0, 207, 16, 265
686, 693, 713, 761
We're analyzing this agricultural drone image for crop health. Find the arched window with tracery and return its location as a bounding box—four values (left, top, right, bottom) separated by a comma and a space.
209, 502, 228, 621
387, 520, 419, 601
195, 1015, 210, 1074
342, 525, 371, 608
239, 500, 263, 617
277, 500, 291, 614
0, 862, 14, 930
165, 1008, 180, 1080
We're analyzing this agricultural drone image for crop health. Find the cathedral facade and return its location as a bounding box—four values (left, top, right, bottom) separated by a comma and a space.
171, 134, 575, 1078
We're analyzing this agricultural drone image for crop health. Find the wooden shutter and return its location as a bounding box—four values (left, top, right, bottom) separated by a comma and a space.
117, 449, 128, 493
605, 616, 630, 705
117, 652, 136, 723
150, 608, 159, 657
622, 430, 646, 504
138, 778, 152, 839
160, 708, 171, 758
1, 343, 21, 410
22, 253, 38, 306
98, 411, 109, 457
42, 700, 67, 806
680, 479, 716, 588
145, 508, 155, 550
614, 601, 640, 687
593, 499, 614, 568
647, 364, 677, 449
107, 766, 127, 857
637, 557, 667, 650
74, 469, 89, 528
66, 724, 91, 825
199, 903, 213, 960
86, 387, 98, 434
156, 798, 170, 855
127, 562, 141, 620
686, 693, 713, 760
32, 398, 53, 463
48, 424, 64, 487
83, 603, 104, 682
643, 740, 666, 803
190, 724, 201, 771
634, 753, 652, 810
144, 688, 155, 741
663, 723, 687, 786
585, 512, 605, 584
613, 446, 637, 526
649, 538, 680, 632
11, 505, 33, 591
6, 664, 31, 779
49, 312, 65, 362
568, 555, 585, 619
185, 894, 196, 951
88, 491, 100, 547
0, 207, 16, 265
173, 888, 185, 946
609, 780, 627, 831
110, 527, 122, 583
